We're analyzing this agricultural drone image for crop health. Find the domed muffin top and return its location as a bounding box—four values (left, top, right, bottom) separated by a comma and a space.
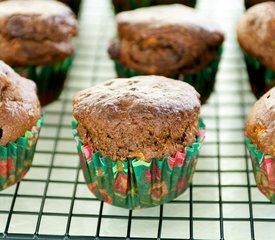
0, 0, 78, 66
0, 0, 77, 42
0, 60, 41, 146
246, 87, 275, 156
109, 4, 224, 77
116, 4, 222, 34
73, 76, 201, 161
74, 75, 200, 116
237, 2, 275, 70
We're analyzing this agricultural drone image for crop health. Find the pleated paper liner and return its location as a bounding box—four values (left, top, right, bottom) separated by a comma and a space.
0, 115, 44, 191
114, 47, 222, 104
112, 0, 196, 14
244, 133, 275, 203
14, 56, 73, 106
72, 118, 205, 209
243, 51, 275, 99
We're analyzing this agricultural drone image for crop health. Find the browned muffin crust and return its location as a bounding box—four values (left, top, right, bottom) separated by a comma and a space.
73, 76, 201, 162
237, 2, 275, 71
0, 60, 41, 146
0, 35, 74, 66
246, 87, 275, 156
0, 0, 78, 66
108, 4, 224, 76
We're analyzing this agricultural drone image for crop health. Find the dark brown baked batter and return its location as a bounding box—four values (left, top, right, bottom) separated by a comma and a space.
0, 0, 78, 66
109, 4, 224, 76
73, 76, 201, 162
0, 60, 41, 146
237, 2, 275, 71
246, 87, 275, 156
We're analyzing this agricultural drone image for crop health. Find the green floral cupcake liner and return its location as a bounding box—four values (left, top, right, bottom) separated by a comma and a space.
243, 51, 275, 99
244, 132, 275, 203
14, 56, 74, 106
114, 47, 223, 104
112, 0, 196, 14
0, 115, 44, 191
72, 118, 205, 209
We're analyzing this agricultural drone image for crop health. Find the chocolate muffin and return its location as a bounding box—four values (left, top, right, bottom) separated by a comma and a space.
0, 60, 43, 191
245, 87, 275, 202
111, 0, 196, 14
74, 76, 200, 161
0, 0, 78, 106
237, 2, 275, 98
0, 61, 40, 146
108, 4, 224, 104
246, 88, 275, 156
72, 75, 205, 209
245, 0, 275, 9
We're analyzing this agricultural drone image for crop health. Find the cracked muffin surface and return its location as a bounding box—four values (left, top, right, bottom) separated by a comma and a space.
0, 60, 40, 146
0, 0, 78, 66
246, 87, 275, 156
108, 4, 224, 76
237, 2, 275, 71
73, 75, 201, 162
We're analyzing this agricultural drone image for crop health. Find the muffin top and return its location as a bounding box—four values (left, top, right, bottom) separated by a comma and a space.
116, 4, 219, 32
0, 60, 41, 146
237, 2, 275, 70
0, 0, 78, 66
110, 4, 224, 76
73, 75, 201, 162
246, 87, 275, 156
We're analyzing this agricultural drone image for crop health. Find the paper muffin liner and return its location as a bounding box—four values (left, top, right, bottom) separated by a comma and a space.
72, 118, 205, 209
14, 56, 73, 106
112, 0, 196, 14
244, 133, 275, 203
0, 115, 44, 191
114, 47, 223, 104
243, 51, 275, 99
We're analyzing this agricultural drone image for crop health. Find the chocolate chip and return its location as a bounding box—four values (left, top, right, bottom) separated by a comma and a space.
0, 129, 2, 139
267, 95, 270, 99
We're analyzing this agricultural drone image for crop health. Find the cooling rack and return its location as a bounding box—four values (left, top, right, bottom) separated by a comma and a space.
0, 0, 275, 239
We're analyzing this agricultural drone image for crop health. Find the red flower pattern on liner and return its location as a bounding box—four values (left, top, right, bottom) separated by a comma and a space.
98, 188, 113, 204
144, 162, 162, 183
199, 129, 206, 142
256, 170, 269, 197
257, 158, 275, 197
83, 144, 93, 161
265, 158, 275, 185
79, 155, 87, 172
114, 173, 129, 194
168, 151, 186, 170
0, 159, 15, 177
88, 181, 99, 194
177, 178, 188, 193
148, 182, 169, 201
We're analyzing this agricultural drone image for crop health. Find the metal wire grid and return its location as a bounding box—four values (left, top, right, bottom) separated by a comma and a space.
0, 0, 275, 239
